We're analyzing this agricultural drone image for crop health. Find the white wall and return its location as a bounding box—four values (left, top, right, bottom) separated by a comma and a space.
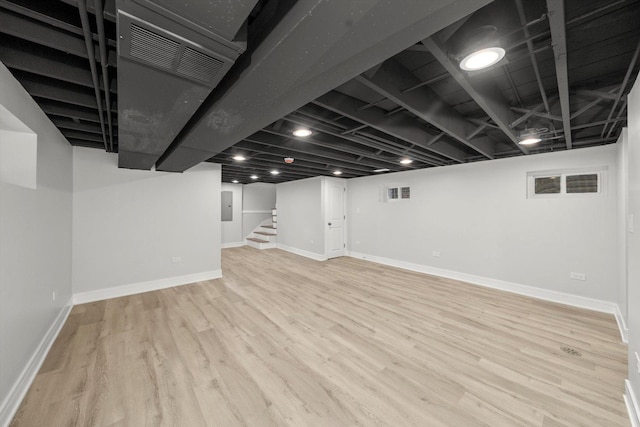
221, 183, 243, 245
626, 75, 640, 420
242, 182, 276, 238
276, 177, 324, 256
0, 63, 73, 422
348, 145, 619, 303
617, 129, 629, 325
72, 147, 221, 298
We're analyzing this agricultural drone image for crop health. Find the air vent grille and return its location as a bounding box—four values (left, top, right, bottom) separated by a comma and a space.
177, 47, 224, 83
130, 23, 179, 70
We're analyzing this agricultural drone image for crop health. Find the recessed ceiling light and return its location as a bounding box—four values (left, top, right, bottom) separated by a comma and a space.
231, 180, 239, 184
333, 170, 342, 175
459, 47, 505, 71
400, 158, 413, 165
250, 175, 258, 180
293, 128, 312, 137
270, 170, 279, 175
373, 168, 390, 173
232, 155, 246, 161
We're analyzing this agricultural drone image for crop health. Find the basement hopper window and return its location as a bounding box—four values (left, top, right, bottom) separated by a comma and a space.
527, 167, 606, 198
384, 185, 411, 202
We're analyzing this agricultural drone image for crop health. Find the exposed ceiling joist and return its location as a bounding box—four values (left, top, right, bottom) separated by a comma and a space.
313, 91, 467, 163
511, 107, 562, 122
155, 0, 493, 172
357, 60, 495, 159
0, 6, 117, 63
283, 112, 446, 167
546, 0, 572, 149
421, 36, 528, 155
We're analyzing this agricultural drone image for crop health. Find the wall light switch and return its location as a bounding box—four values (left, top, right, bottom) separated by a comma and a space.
172, 257, 182, 263
629, 214, 635, 233
432, 251, 441, 257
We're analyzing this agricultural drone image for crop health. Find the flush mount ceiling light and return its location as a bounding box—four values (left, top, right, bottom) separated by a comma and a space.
250, 175, 258, 180
518, 127, 547, 145
460, 47, 505, 71
270, 170, 279, 175
232, 155, 246, 161
284, 157, 294, 164
373, 168, 390, 173
400, 158, 413, 165
231, 180, 239, 184
457, 25, 505, 71
292, 128, 312, 137
333, 170, 343, 175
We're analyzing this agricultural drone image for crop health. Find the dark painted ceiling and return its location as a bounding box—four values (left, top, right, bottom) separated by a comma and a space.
1, 0, 638, 184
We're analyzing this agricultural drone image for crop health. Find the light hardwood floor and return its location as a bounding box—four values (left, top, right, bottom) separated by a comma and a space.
12, 247, 629, 426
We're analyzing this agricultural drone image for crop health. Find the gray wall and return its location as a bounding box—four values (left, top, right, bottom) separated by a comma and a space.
0, 64, 73, 415
276, 177, 324, 255
627, 72, 640, 415
347, 145, 619, 303
221, 183, 243, 245
72, 147, 221, 295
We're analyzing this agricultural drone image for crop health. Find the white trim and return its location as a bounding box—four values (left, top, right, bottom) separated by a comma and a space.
277, 243, 327, 261
222, 241, 245, 249
0, 298, 73, 427
615, 305, 629, 343
73, 270, 222, 304
242, 210, 272, 214
348, 251, 627, 341
626, 380, 640, 427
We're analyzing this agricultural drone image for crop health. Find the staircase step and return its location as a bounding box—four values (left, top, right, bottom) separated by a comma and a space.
255, 231, 277, 236
260, 225, 276, 229
247, 237, 269, 243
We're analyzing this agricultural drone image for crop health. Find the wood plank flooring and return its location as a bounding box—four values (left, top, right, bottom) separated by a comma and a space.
12, 247, 629, 426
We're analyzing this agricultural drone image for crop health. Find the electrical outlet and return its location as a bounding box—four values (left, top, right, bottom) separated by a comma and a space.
569, 272, 586, 281
432, 251, 441, 257
52, 290, 56, 301
172, 257, 182, 263
635, 352, 640, 374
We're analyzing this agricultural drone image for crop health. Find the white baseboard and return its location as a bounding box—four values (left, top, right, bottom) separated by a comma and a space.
626, 380, 640, 427
277, 244, 327, 261
348, 251, 626, 342
222, 241, 245, 249
73, 270, 223, 304
615, 305, 629, 344
0, 298, 73, 427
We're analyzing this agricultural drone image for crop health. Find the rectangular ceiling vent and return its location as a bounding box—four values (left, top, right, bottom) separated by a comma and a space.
129, 23, 180, 70
119, 13, 236, 87
177, 47, 224, 83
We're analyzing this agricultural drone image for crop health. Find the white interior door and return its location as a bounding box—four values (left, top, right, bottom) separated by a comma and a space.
325, 180, 346, 259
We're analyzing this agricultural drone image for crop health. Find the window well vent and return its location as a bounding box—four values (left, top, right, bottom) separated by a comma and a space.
177, 47, 224, 83
129, 23, 179, 70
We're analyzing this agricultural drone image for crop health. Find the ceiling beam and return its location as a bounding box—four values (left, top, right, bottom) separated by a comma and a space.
0, 44, 117, 92
356, 60, 495, 159
422, 36, 528, 154
574, 89, 618, 101
546, 0, 572, 149
313, 91, 467, 163
38, 99, 104, 122
52, 118, 105, 134
233, 140, 380, 174
0, 7, 117, 65
510, 107, 562, 122
156, 0, 493, 171
283, 112, 446, 166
